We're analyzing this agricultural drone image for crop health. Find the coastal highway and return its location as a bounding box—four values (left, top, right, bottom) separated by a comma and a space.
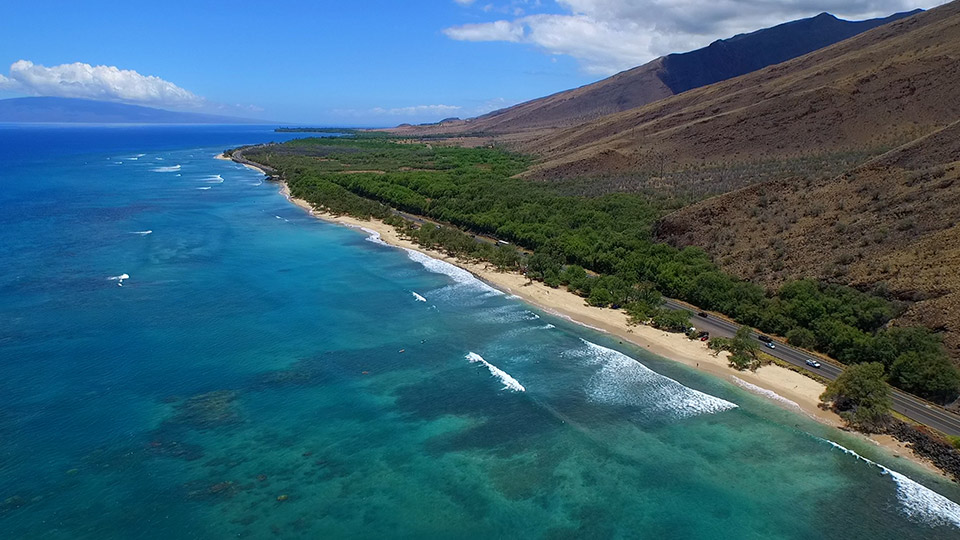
664, 299, 960, 436
240, 153, 960, 436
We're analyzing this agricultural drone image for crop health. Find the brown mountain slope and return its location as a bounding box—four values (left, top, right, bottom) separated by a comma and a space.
519, 2, 960, 179
392, 12, 914, 136
654, 119, 960, 359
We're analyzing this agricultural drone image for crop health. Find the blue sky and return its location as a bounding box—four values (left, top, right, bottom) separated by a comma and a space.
0, 0, 946, 125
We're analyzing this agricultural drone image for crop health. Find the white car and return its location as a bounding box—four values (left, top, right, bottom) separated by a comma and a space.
805, 359, 822, 369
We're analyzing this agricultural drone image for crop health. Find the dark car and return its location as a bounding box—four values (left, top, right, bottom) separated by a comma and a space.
697, 312, 708, 318
805, 359, 822, 369
758, 335, 772, 343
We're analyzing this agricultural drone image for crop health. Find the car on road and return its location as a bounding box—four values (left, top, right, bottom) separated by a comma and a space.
697, 312, 708, 318
805, 359, 822, 369
758, 335, 772, 343
765, 341, 776, 349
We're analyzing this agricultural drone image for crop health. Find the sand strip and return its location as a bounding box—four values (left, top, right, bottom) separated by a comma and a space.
224, 153, 946, 478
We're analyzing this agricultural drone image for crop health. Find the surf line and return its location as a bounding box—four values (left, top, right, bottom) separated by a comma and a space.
466, 352, 525, 392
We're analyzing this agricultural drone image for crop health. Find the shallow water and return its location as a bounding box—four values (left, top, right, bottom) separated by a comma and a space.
1, 125, 958, 539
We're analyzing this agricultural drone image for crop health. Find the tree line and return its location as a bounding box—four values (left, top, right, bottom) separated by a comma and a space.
244, 137, 960, 403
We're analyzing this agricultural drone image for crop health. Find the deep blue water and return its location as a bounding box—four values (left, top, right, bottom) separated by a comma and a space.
1, 124, 959, 539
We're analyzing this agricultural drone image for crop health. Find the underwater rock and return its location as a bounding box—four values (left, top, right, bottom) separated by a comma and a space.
185, 479, 240, 500
144, 439, 205, 461
1, 495, 26, 513
170, 390, 242, 429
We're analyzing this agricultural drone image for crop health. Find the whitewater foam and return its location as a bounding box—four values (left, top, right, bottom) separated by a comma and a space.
205, 174, 224, 184
412, 292, 427, 302
349, 227, 501, 297
403, 249, 501, 296
152, 165, 181, 172
731, 377, 802, 411
466, 352, 525, 392
130, 230, 153, 236
359, 228, 387, 245
572, 339, 736, 418
107, 273, 129, 287
196, 187, 211, 190
822, 438, 960, 528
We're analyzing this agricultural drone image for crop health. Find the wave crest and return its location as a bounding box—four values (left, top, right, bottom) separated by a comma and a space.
572, 339, 736, 419
466, 352, 525, 392
152, 165, 181, 172
822, 438, 960, 528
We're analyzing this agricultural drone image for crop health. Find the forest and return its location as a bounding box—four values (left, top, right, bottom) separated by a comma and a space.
240, 136, 960, 404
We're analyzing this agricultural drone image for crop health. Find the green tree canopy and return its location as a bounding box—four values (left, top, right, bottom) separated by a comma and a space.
820, 362, 891, 432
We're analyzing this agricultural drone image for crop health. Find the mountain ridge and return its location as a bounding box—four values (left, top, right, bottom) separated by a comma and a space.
0, 97, 268, 124
395, 9, 920, 135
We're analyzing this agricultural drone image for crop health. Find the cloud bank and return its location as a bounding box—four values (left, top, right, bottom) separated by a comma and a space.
445, 1, 948, 75
0, 60, 203, 109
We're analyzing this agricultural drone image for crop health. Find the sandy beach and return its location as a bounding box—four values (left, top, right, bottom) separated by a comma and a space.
251, 161, 945, 477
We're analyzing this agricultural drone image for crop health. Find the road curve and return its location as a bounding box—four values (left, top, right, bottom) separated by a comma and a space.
663, 299, 960, 436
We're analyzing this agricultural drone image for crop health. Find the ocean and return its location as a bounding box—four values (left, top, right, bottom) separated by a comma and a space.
1, 124, 959, 539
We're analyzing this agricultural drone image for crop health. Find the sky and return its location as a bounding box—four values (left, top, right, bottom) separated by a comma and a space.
0, 0, 948, 125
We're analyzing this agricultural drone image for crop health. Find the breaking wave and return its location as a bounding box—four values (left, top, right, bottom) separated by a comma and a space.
351, 227, 500, 297
571, 339, 736, 419
466, 352, 525, 392
731, 376, 802, 411
358, 228, 386, 245
196, 187, 211, 190
822, 438, 960, 528
107, 273, 129, 287
412, 292, 427, 302
152, 165, 181, 172
403, 249, 501, 296
205, 174, 224, 184
130, 230, 152, 236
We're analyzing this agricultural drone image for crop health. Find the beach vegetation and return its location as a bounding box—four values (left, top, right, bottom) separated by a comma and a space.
245, 136, 960, 403
820, 362, 892, 431
710, 327, 761, 370
650, 309, 691, 333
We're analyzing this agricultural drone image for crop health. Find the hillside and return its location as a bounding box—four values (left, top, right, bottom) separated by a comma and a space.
655, 119, 960, 360
394, 10, 917, 135
519, 3, 960, 179
0, 97, 265, 124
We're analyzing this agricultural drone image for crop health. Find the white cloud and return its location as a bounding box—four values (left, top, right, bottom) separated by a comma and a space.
444, 20, 525, 42
331, 104, 464, 123
444, 0, 949, 75
453, 0, 476, 5
0, 60, 204, 109
370, 104, 462, 116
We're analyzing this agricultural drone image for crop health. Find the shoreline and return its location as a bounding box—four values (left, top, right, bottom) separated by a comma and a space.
220, 153, 947, 479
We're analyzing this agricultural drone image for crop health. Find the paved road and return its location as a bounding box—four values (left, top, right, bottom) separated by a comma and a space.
663, 299, 960, 436
313, 193, 960, 436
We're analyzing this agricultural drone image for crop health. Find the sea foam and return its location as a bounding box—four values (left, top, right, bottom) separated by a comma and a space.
731, 376, 802, 411
572, 339, 736, 418
107, 273, 129, 287
205, 174, 224, 184
822, 438, 960, 528
403, 248, 501, 296
352, 227, 501, 296
412, 292, 427, 302
130, 230, 153, 236
466, 352, 525, 392
152, 164, 181, 172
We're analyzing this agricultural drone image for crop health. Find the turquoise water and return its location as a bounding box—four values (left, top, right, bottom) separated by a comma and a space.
1, 125, 959, 539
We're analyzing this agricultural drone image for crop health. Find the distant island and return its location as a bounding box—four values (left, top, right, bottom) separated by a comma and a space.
0, 97, 269, 124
